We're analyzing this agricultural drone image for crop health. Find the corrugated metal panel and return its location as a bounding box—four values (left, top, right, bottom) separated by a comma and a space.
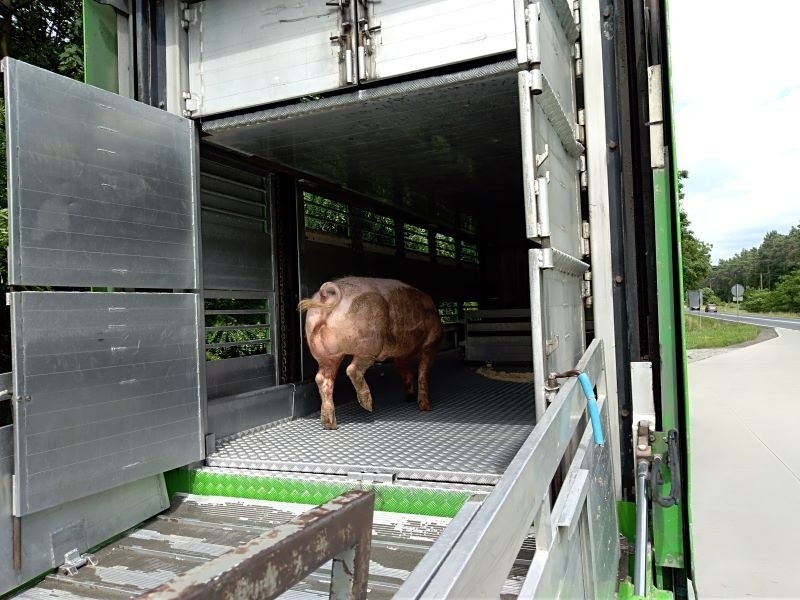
10, 292, 204, 516
200, 160, 273, 292
188, 0, 349, 117
4, 58, 199, 290
365, 0, 515, 81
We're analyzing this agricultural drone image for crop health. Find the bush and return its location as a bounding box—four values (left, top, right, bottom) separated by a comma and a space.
741, 289, 772, 312
701, 286, 720, 305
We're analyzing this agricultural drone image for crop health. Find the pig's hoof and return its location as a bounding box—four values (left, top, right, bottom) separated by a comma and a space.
417, 401, 432, 412
321, 414, 338, 430
322, 421, 338, 430
405, 394, 416, 403
357, 392, 373, 412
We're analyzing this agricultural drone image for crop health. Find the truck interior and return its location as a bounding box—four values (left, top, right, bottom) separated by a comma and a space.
0, 0, 692, 597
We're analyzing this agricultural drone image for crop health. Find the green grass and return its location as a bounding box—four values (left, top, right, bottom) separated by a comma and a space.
684, 314, 760, 349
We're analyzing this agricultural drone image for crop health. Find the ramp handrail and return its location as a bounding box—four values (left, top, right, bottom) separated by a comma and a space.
397, 339, 607, 598
142, 490, 374, 600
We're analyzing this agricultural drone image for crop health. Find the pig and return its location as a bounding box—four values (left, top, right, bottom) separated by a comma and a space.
299, 277, 443, 430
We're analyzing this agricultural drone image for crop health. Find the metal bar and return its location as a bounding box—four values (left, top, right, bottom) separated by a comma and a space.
634, 460, 649, 595
205, 291, 273, 300
529, 249, 548, 418
581, 0, 622, 495
201, 171, 267, 194
205, 309, 268, 316
518, 71, 539, 241
206, 324, 270, 333
417, 341, 604, 598
395, 497, 483, 599
141, 490, 374, 600
202, 187, 268, 210
464, 322, 532, 332
202, 205, 269, 223
466, 308, 532, 319
205, 340, 270, 350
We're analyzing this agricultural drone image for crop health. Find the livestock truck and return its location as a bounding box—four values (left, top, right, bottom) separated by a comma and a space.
687, 290, 701, 311
0, 0, 692, 597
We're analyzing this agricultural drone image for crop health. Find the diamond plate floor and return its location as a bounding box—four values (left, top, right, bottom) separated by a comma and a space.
208, 364, 535, 485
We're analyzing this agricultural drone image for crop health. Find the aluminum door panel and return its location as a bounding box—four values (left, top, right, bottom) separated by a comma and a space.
11, 292, 204, 516
541, 259, 586, 375
0, 424, 170, 596
538, 0, 577, 122
188, 0, 349, 117
534, 101, 582, 258
366, 0, 515, 81
4, 58, 199, 289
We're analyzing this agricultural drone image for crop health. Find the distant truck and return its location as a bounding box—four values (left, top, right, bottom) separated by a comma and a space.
688, 289, 703, 310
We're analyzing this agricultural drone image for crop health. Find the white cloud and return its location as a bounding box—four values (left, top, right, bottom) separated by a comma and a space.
669, 0, 800, 262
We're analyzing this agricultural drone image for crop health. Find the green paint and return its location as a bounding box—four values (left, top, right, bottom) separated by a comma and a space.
651, 433, 684, 569
165, 468, 472, 518
617, 541, 674, 600
82, 1, 118, 92
663, 0, 696, 582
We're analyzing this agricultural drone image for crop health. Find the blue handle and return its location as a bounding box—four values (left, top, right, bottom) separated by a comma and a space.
577, 372, 604, 446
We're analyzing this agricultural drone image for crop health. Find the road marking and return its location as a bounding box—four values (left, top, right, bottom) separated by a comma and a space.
713, 314, 800, 326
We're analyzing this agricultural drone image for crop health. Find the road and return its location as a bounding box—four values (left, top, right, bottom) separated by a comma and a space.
690, 327, 800, 597
691, 310, 800, 331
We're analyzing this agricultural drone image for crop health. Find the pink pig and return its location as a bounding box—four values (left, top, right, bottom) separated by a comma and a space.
299, 277, 443, 429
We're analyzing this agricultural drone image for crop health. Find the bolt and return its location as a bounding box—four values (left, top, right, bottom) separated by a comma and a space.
638, 443, 647, 451
620, 408, 630, 417
614, 275, 624, 284
608, 140, 618, 150
603, 6, 612, 18
649, 433, 656, 442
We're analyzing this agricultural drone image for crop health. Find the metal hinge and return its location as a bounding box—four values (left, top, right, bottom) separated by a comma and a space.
533, 173, 551, 238
347, 471, 396, 484
58, 549, 98, 576
580, 220, 591, 257
181, 3, 197, 29
579, 154, 587, 190
182, 91, 201, 116
582, 270, 592, 307
574, 41, 583, 78
577, 108, 585, 144
573, 0, 581, 26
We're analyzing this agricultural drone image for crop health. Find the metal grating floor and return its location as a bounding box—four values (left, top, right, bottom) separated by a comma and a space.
208, 364, 535, 485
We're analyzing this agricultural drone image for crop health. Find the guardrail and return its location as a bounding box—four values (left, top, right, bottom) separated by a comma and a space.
397, 339, 618, 598
142, 490, 374, 600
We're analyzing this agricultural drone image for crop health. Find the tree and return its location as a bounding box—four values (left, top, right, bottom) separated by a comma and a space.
678, 171, 712, 290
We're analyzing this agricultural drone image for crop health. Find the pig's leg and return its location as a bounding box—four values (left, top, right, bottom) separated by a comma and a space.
394, 356, 417, 402
416, 347, 437, 412
346, 355, 375, 412
315, 356, 343, 430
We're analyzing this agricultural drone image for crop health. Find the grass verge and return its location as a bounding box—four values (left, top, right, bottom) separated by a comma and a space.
685, 314, 760, 349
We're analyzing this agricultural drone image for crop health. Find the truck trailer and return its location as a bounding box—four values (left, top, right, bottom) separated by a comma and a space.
0, 0, 692, 597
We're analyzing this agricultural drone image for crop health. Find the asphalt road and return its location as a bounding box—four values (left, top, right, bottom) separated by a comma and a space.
691, 310, 800, 331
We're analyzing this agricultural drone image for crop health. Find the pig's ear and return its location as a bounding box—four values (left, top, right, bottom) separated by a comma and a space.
320, 282, 340, 298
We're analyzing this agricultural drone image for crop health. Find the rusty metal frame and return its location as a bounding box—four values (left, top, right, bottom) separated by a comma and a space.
142, 490, 374, 600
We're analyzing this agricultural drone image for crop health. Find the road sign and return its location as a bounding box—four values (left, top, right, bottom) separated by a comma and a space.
733, 296, 743, 302
731, 284, 745, 298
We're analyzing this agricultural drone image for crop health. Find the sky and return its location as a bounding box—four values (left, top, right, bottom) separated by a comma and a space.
668, 0, 800, 263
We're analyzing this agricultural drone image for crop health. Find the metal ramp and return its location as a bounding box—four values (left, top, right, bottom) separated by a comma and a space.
16, 493, 535, 599
208, 363, 536, 486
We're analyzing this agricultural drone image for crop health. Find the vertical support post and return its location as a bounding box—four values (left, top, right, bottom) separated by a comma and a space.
579, 0, 622, 496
